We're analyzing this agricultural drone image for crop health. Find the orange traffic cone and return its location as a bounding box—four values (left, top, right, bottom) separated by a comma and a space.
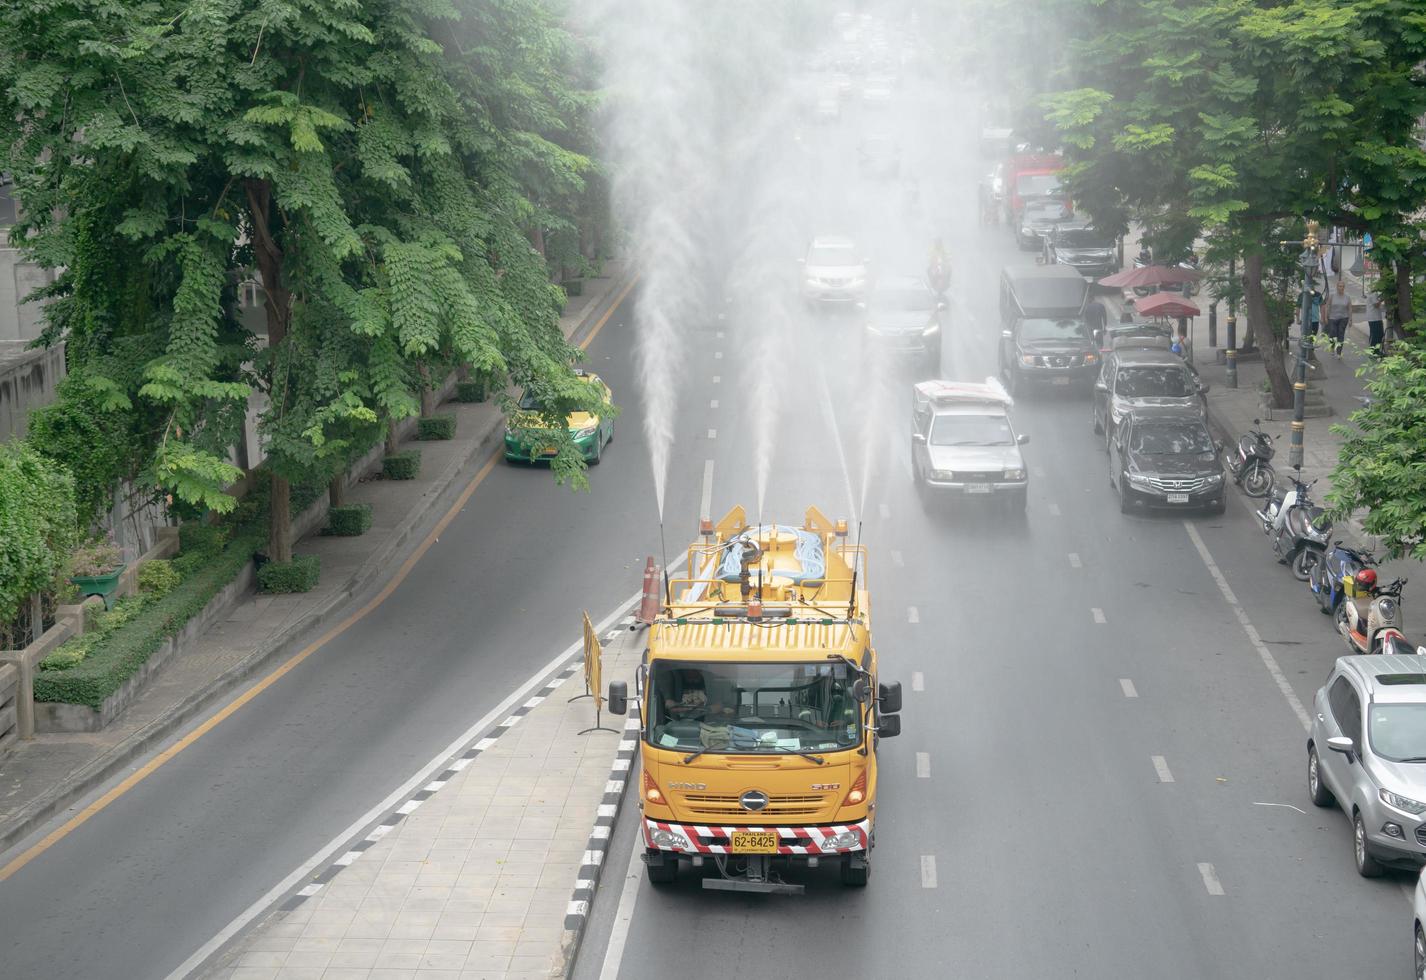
637, 556, 661, 625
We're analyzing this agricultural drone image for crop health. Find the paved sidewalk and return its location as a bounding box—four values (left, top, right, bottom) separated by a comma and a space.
202, 621, 645, 980
0, 261, 631, 856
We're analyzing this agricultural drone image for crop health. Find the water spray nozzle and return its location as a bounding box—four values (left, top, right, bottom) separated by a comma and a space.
699, 517, 713, 539
835, 519, 849, 537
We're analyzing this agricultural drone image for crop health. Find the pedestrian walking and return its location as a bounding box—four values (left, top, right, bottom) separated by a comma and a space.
1325, 279, 1352, 356
1365, 290, 1386, 356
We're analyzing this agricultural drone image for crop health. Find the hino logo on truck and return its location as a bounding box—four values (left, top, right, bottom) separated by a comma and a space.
667, 782, 706, 790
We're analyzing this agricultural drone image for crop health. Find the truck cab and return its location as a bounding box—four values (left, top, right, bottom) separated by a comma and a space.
607, 506, 902, 893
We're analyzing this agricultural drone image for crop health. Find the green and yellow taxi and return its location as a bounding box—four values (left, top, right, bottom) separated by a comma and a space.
503, 369, 614, 465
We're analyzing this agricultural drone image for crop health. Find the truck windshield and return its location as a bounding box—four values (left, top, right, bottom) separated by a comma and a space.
648, 661, 861, 755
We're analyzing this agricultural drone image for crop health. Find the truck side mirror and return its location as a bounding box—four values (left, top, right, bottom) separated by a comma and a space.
877, 714, 902, 738
851, 678, 870, 704
608, 680, 628, 716
1017, 433, 1030, 445
878, 680, 903, 714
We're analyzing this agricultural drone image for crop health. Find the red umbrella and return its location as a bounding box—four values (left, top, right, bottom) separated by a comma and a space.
1134, 291, 1201, 318
1098, 265, 1202, 289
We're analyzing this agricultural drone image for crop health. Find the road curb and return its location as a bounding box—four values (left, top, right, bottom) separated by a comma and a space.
0, 265, 635, 859
557, 712, 641, 978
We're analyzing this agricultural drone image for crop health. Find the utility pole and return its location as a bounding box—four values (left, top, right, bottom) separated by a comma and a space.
1225, 256, 1237, 388
1279, 221, 1323, 471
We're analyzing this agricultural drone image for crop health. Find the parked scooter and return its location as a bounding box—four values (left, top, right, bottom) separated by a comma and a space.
1274, 491, 1331, 582
1337, 572, 1408, 655
1254, 467, 1308, 537
1225, 420, 1275, 498
1310, 541, 1376, 616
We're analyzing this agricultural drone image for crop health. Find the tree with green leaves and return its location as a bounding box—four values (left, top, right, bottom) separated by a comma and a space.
2, 0, 607, 564
0, 443, 77, 639
1329, 347, 1426, 559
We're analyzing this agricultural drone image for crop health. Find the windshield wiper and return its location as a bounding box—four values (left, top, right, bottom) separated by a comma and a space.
1397, 756, 1426, 763
783, 747, 826, 765
683, 737, 758, 764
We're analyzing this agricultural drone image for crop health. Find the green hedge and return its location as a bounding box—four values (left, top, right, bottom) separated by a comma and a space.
34, 529, 263, 709
455, 379, 487, 403
417, 414, 456, 440
138, 559, 180, 598
383, 449, 421, 480
325, 504, 372, 537
257, 555, 320, 594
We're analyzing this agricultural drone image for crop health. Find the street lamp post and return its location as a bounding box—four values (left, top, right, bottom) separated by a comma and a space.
1225, 256, 1237, 388
1287, 221, 1322, 470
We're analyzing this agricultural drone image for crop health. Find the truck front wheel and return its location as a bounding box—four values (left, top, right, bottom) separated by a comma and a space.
645, 851, 678, 885
840, 853, 869, 887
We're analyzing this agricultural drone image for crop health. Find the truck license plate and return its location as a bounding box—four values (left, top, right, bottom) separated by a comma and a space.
1052, 377, 1070, 386
730, 831, 779, 854
1167, 493, 1189, 504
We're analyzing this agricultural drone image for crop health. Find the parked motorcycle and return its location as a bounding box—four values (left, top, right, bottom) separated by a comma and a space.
1337, 572, 1408, 655
1225, 419, 1275, 498
1310, 541, 1376, 616
1254, 469, 1307, 536
1274, 492, 1331, 582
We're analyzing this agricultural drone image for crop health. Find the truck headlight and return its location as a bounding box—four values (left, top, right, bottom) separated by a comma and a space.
933, 469, 954, 480
1019, 353, 1036, 366
1380, 789, 1426, 815
649, 829, 690, 849
821, 830, 861, 849
1003, 468, 1025, 481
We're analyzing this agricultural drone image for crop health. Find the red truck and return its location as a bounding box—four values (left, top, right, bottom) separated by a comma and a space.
1003, 153, 1066, 227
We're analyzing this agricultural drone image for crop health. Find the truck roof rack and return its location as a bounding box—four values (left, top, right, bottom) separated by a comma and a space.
913, 377, 1014, 409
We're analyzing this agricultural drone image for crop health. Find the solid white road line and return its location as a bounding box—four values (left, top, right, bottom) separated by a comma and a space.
912, 671, 924, 692
1183, 522, 1311, 730
164, 584, 679, 980
891, 549, 904, 567
1048, 503, 1061, 516
1092, 607, 1106, 624
921, 855, 938, 888
916, 752, 930, 778
700, 460, 715, 522
1068, 552, 1082, 569
907, 606, 919, 624
598, 780, 643, 980
1120, 678, 1139, 699
1152, 755, 1175, 783
1197, 862, 1225, 896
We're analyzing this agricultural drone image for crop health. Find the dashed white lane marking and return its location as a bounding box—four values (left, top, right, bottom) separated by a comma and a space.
712, 375, 721, 384
1184, 522, 1311, 729
708, 429, 717, 440
1048, 503, 1061, 516
891, 549, 904, 567
710, 399, 719, 409
912, 671, 924, 692
916, 752, 931, 778
1152, 755, 1175, 783
1120, 678, 1139, 698
714, 351, 723, 360
716, 331, 725, 338
700, 460, 715, 521
1068, 552, 1082, 568
1092, 607, 1106, 624
907, 606, 920, 624
879, 503, 890, 519
921, 855, 938, 888
1197, 862, 1225, 896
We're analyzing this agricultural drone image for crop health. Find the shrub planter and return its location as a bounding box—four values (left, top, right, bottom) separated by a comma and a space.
417, 414, 457, 441
383, 449, 422, 480
257, 555, 321, 594
455, 379, 488, 403
563, 278, 584, 297
69, 567, 126, 611
325, 503, 373, 537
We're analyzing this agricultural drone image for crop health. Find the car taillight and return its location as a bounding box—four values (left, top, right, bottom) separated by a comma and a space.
643, 770, 664, 804
841, 770, 867, 807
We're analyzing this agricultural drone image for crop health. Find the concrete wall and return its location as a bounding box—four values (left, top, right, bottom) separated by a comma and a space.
0, 226, 57, 344
0, 341, 65, 442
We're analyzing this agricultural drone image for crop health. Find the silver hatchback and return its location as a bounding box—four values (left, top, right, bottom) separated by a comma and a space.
1309, 655, 1426, 876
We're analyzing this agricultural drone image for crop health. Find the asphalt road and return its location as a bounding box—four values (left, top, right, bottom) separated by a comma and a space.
0, 75, 1415, 980
571, 106, 1416, 980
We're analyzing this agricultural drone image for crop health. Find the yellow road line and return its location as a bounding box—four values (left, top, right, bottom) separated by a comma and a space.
0, 274, 636, 881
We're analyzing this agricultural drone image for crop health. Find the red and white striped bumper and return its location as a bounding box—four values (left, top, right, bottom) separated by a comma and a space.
643, 817, 870, 855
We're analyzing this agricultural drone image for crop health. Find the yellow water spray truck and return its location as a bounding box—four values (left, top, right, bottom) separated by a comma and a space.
607, 506, 902, 893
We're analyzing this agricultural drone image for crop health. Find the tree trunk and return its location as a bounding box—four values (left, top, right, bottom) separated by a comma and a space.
270, 471, 292, 563
328, 475, 345, 509
1396, 258, 1414, 337
529, 225, 546, 260
419, 363, 436, 417
1244, 252, 1293, 408
386, 419, 400, 456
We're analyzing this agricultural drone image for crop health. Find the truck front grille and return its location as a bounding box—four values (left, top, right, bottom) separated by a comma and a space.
681, 793, 828, 818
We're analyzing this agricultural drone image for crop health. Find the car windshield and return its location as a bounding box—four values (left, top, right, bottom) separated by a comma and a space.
929, 413, 1014, 447
648, 662, 861, 754
1019, 318, 1091, 342
1017, 174, 1061, 197
1116, 367, 1194, 398
873, 287, 934, 311
1130, 422, 1213, 455
809, 246, 859, 266
517, 391, 543, 412
1055, 229, 1112, 247
1368, 704, 1426, 763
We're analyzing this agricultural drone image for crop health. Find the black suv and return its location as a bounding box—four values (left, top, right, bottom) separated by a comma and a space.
998, 316, 1099, 394
1043, 224, 1117, 278
1109, 407, 1226, 515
